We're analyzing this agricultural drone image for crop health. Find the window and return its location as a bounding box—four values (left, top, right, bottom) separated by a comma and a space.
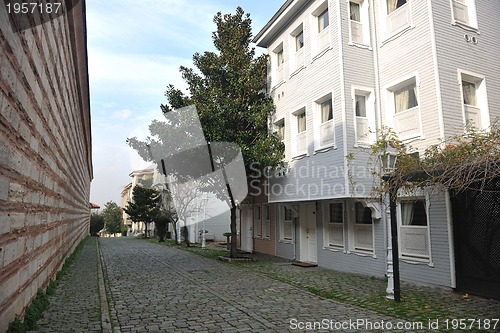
291, 24, 305, 69
352, 87, 375, 144
314, 95, 334, 150
386, 0, 407, 14
388, 77, 421, 140
349, 1, 370, 46
399, 199, 430, 260
280, 205, 293, 242
460, 71, 488, 129
273, 44, 284, 85
451, 0, 478, 29
295, 30, 304, 51
385, 0, 412, 37
293, 109, 307, 156
352, 202, 373, 252
325, 202, 344, 248
262, 204, 270, 239
394, 82, 418, 113
318, 8, 329, 32
313, 3, 330, 53
253, 205, 261, 239
275, 119, 285, 142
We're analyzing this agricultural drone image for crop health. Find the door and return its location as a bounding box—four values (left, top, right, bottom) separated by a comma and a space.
452, 179, 500, 300
240, 205, 253, 253
301, 203, 317, 263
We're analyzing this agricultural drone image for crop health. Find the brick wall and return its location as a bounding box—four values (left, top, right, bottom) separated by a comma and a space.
0, 1, 92, 330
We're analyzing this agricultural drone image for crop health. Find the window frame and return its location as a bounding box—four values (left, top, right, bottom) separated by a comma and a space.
382, 0, 413, 41
280, 205, 294, 243
262, 203, 271, 239
397, 197, 432, 262
348, 0, 371, 47
458, 70, 489, 130
348, 201, 374, 254
292, 107, 308, 157
272, 43, 285, 87
450, 0, 479, 32
323, 201, 344, 249
352, 86, 376, 145
311, 1, 330, 55
385, 75, 423, 141
313, 93, 335, 151
253, 204, 262, 239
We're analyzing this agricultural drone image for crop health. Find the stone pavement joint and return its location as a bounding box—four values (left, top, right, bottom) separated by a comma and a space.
97, 238, 113, 333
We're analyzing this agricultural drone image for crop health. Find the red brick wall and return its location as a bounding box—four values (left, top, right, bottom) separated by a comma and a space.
0, 1, 92, 330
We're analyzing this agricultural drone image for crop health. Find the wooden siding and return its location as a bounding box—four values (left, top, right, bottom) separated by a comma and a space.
0, 1, 92, 329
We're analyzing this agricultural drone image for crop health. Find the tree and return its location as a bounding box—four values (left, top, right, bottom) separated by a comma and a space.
128, 7, 284, 257
101, 201, 123, 236
90, 213, 104, 236
124, 186, 160, 238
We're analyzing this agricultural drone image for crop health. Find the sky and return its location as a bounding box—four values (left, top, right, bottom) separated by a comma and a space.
87, 0, 284, 208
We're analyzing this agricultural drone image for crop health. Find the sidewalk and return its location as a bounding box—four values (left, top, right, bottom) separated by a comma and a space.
32, 237, 500, 332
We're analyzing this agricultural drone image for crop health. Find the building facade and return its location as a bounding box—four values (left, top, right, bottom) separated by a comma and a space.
249, 0, 500, 296
0, 1, 92, 329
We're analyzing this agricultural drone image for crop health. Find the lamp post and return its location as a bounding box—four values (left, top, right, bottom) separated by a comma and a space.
201, 193, 208, 249
381, 150, 401, 302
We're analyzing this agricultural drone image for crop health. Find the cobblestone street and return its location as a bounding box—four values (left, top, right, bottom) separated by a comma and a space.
34, 237, 500, 332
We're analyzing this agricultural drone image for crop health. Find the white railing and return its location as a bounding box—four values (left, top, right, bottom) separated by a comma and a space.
393, 106, 421, 139
354, 224, 373, 251
452, 0, 469, 25
386, 4, 410, 36
318, 28, 330, 51
328, 223, 343, 247
296, 131, 307, 155
400, 226, 429, 258
464, 104, 481, 128
350, 20, 363, 44
356, 117, 369, 142
319, 121, 334, 147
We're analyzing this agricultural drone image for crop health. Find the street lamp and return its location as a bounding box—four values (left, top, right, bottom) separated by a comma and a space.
380, 150, 401, 302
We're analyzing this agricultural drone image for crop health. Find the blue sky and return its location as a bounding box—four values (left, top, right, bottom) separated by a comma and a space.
87, 0, 284, 207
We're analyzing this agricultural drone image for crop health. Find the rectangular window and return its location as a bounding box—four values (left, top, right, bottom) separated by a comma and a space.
318, 8, 329, 32
451, 0, 478, 28
297, 112, 306, 133
399, 199, 430, 259
294, 109, 307, 156
262, 204, 270, 239
325, 202, 344, 248
352, 202, 373, 252
253, 205, 261, 239
355, 95, 366, 117
387, 0, 407, 14
281, 206, 293, 242
276, 119, 285, 141
295, 30, 304, 51
273, 44, 284, 85
462, 80, 477, 106
394, 82, 418, 113
460, 71, 487, 129
320, 99, 333, 123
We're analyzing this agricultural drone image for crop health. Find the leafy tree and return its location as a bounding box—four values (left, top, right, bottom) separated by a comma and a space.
89, 213, 104, 236
128, 7, 284, 257
101, 201, 123, 236
123, 186, 160, 238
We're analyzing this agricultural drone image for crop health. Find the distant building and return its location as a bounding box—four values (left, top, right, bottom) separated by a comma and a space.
0, 0, 92, 328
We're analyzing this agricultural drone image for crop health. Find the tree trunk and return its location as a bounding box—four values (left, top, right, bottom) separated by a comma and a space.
144, 222, 148, 238
173, 221, 178, 244
230, 206, 237, 258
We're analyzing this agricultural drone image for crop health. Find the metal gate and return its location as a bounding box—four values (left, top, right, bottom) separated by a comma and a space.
452, 178, 500, 300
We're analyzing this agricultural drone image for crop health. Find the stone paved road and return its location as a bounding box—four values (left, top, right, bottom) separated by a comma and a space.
98, 238, 410, 333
